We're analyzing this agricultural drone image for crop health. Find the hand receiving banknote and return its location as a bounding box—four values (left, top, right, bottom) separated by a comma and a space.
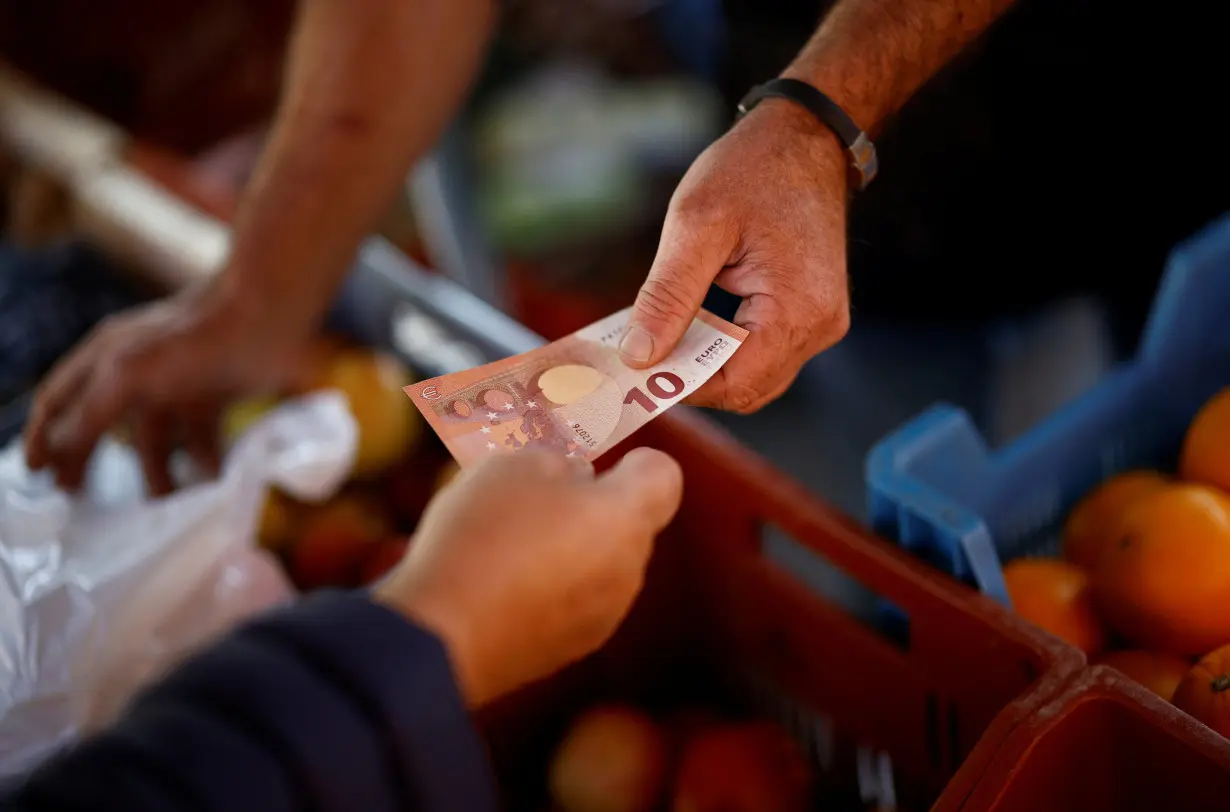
405, 307, 747, 468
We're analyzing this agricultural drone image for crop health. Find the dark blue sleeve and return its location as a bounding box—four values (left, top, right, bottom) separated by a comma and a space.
0, 592, 499, 812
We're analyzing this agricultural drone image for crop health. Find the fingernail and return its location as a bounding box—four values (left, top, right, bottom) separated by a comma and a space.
618, 326, 654, 364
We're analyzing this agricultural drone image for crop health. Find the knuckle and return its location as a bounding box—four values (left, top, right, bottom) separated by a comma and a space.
101, 364, 138, 408
732, 399, 766, 416
805, 300, 849, 354
828, 303, 852, 343
590, 558, 645, 614
91, 350, 145, 403
91, 312, 130, 342
669, 191, 725, 229
793, 285, 850, 352
636, 277, 696, 325
722, 384, 765, 415
667, 194, 742, 254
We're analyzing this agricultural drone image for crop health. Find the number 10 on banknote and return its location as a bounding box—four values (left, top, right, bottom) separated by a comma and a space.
404, 307, 748, 468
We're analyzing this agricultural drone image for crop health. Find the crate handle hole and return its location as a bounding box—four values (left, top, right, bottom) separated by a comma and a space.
760, 523, 910, 651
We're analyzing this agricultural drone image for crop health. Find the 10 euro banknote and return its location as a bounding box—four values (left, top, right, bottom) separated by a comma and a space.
404, 308, 748, 467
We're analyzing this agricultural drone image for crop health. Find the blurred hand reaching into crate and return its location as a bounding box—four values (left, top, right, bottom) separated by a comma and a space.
23, 283, 315, 495
22, 0, 498, 492
374, 447, 683, 707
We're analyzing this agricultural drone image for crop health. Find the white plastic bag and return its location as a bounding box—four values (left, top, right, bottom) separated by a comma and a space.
0, 391, 357, 776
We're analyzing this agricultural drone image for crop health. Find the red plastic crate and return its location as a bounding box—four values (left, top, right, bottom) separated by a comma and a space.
505, 260, 624, 341
939, 665, 1230, 812
102, 141, 1085, 810
476, 409, 1084, 810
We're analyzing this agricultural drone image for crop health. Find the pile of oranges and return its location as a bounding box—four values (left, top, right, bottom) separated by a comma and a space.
1001, 387, 1230, 740
546, 704, 812, 812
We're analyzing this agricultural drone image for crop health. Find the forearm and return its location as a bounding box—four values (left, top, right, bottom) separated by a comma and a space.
0, 593, 498, 812
784, 0, 1017, 134
215, 0, 496, 328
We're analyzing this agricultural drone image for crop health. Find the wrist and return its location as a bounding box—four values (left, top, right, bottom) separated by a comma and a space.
373, 574, 490, 708
735, 99, 849, 205
206, 255, 327, 344
781, 48, 886, 137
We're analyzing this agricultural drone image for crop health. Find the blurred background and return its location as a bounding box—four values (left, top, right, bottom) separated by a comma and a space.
3, 5, 1230, 802
0, 0, 1223, 515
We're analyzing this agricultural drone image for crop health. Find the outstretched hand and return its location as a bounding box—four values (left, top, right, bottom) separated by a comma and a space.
375, 447, 683, 707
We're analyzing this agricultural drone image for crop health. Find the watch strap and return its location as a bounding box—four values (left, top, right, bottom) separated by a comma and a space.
737, 78, 879, 192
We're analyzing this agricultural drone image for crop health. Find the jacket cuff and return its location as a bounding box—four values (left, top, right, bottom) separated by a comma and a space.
254, 591, 500, 812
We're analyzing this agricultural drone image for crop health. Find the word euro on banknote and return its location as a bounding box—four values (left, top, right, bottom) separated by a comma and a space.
404, 307, 748, 467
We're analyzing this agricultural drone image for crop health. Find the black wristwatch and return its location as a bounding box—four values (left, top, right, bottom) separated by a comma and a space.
736, 78, 879, 193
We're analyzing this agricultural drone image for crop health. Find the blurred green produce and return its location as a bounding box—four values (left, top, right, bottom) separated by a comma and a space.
472, 62, 722, 257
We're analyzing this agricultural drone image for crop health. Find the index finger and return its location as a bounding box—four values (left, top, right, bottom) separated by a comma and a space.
42, 367, 134, 489
622, 204, 737, 368
592, 447, 684, 538
24, 345, 95, 470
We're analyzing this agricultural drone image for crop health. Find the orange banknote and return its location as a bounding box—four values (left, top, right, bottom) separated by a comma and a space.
404, 307, 748, 467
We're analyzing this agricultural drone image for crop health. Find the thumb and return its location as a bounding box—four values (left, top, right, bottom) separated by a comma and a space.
620, 209, 729, 368
595, 447, 684, 535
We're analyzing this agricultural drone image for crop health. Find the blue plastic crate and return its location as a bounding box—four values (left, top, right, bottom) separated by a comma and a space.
865, 212, 1230, 607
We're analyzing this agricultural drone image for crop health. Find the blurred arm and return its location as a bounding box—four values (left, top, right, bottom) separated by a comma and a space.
782, 0, 1016, 135
0, 593, 498, 812
213, 0, 496, 328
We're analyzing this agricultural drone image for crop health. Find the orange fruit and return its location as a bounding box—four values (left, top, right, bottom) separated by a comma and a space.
1180, 387, 1230, 493
1173, 643, 1230, 738
289, 494, 393, 589
1062, 470, 1169, 570
300, 344, 421, 479
290, 524, 380, 590
671, 722, 811, 812
1002, 558, 1107, 655
1094, 649, 1192, 702
223, 396, 282, 443
549, 705, 669, 812
1092, 484, 1230, 656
